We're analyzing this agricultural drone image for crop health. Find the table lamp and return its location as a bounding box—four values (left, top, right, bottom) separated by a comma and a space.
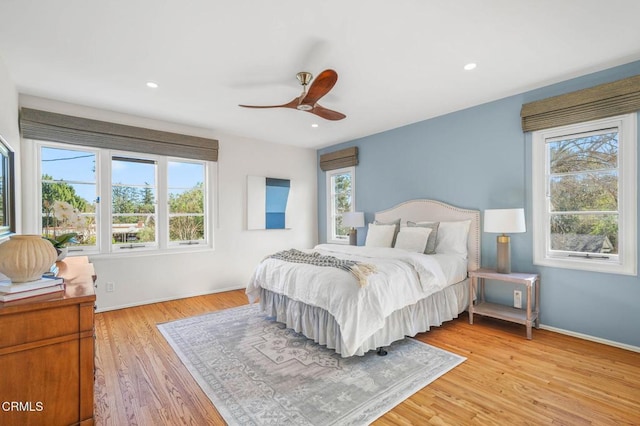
342, 212, 365, 246
484, 208, 526, 273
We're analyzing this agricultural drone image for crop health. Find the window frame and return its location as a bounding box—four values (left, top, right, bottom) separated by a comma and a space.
531, 113, 637, 275
32, 140, 214, 257
325, 166, 355, 244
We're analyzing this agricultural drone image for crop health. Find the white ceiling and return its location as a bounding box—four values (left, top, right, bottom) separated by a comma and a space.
1, 1, 640, 149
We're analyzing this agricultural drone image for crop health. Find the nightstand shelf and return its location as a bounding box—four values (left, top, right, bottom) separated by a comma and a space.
472, 302, 531, 324
468, 268, 540, 339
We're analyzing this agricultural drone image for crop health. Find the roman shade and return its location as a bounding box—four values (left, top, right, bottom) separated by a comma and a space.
19, 108, 219, 161
521, 74, 640, 132
319, 147, 358, 171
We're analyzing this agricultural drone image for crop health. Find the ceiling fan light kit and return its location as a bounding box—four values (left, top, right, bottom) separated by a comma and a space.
239, 69, 346, 121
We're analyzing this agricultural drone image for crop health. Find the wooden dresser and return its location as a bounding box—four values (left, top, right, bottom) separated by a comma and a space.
0, 256, 96, 426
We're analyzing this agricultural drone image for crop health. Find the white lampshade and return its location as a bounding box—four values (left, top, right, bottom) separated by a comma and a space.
484, 208, 526, 234
342, 211, 365, 228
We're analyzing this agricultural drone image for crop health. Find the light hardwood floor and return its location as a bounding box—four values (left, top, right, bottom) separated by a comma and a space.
94, 290, 640, 425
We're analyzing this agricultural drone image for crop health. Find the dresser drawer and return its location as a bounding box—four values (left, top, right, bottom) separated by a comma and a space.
0, 304, 79, 350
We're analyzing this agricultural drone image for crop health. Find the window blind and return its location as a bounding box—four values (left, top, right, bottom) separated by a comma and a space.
521, 74, 640, 132
19, 108, 219, 161
319, 147, 358, 171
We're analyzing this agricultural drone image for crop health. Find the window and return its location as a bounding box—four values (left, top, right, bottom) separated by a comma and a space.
532, 114, 637, 275
112, 156, 157, 250
0, 135, 15, 238
168, 160, 206, 244
326, 166, 354, 243
41, 146, 98, 252
36, 141, 212, 256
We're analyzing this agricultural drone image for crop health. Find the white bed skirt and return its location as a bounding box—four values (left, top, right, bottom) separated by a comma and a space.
258, 279, 469, 357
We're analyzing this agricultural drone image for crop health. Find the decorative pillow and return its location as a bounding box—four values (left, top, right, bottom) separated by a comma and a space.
407, 221, 439, 254
394, 227, 432, 253
374, 218, 401, 246
364, 223, 396, 247
434, 220, 471, 257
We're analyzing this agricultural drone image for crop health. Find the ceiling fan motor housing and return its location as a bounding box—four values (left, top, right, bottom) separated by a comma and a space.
296, 72, 313, 86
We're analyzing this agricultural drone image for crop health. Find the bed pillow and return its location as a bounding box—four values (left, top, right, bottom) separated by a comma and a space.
394, 227, 432, 253
364, 223, 397, 247
374, 218, 401, 246
434, 220, 471, 257
407, 221, 439, 254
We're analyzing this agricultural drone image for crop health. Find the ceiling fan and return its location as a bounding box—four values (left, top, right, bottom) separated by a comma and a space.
239, 69, 346, 121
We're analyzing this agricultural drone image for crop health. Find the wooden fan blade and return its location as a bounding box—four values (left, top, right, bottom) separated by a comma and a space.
301, 69, 338, 106
310, 104, 346, 121
239, 97, 299, 109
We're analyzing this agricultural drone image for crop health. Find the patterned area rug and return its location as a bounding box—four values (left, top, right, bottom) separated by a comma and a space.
158, 304, 465, 425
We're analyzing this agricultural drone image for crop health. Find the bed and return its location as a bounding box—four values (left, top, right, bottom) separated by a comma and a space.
246, 199, 480, 357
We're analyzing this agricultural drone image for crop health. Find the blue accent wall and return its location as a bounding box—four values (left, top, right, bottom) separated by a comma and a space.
317, 60, 640, 348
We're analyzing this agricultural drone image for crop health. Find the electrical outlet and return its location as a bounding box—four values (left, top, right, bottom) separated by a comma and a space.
513, 290, 522, 309
106, 282, 115, 292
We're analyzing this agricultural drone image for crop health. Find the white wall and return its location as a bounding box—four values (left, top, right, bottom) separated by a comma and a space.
0, 56, 21, 234
19, 96, 318, 311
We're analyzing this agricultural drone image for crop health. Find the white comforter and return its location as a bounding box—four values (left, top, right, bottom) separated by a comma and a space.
246, 244, 461, 356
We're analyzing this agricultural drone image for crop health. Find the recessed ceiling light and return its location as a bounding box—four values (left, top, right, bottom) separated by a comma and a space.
146, 81, 159, 88
464, 63, 477, 71
311, 123, 319, 128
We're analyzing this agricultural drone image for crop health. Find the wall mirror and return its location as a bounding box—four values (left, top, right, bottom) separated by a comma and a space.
0, 135, 15, 238
247, 175, 290, 230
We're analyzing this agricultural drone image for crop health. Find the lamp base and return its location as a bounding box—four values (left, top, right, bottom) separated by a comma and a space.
349, 228, 357, 246
496, 234, 511, 274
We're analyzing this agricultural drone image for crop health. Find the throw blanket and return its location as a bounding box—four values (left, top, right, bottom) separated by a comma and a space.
267, 249, 376, 287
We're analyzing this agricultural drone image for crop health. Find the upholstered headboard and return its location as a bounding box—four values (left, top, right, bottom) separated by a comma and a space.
374, 199, 480, 272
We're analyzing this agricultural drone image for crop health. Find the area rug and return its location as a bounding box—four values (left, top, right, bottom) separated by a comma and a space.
157, 304, 465, 425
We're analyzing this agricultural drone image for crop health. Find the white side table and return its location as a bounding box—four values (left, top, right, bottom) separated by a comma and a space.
468, 268, 540, 339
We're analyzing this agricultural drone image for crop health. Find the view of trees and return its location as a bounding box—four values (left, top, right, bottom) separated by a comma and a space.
112, 183, 156, 243
42, 174, 95, 244
0, 170, 5, 227
43, 177, 205, 245
548, 131, 619, 252
333, 173, 352, 239
42, 174, 89, 212
169, 182, 205, 241
0, 142, 11, 232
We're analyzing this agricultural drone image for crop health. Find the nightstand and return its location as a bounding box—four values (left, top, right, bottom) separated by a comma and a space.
468, 268, 540, 339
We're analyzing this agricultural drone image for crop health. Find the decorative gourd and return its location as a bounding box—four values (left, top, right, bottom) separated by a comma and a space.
0, 235, 58, 283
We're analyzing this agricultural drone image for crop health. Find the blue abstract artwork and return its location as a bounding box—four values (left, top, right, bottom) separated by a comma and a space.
265, 178, 290, 229
247, 175, 291, 230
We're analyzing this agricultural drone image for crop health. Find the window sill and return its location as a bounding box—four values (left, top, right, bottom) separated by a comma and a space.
79, 244, 214, 261
534, 255, 636, 276
327, 239, 349, 245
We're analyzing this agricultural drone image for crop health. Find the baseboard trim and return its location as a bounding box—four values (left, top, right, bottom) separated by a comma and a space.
95, 285, 246, 313
540, 324, 640, 353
